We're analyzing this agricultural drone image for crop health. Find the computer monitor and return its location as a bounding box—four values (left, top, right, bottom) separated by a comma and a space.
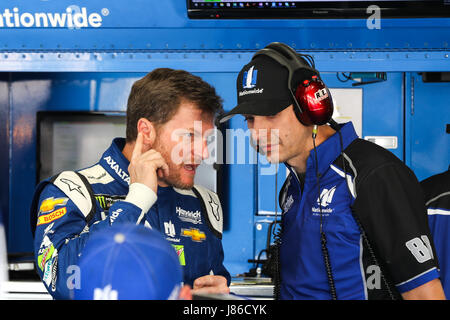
187, 0, 450, 19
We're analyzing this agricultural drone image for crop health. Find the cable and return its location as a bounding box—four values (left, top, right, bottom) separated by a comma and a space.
301, 53, 316, 69
336, 72, 352, 83
312, 125, 338, 300
272, 162, 282, 300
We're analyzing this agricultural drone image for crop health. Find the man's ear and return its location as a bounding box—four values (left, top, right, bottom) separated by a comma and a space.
136, 118, 156, 148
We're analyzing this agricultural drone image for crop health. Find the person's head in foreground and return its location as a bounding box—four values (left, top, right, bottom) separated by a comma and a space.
73, 223, 191, 300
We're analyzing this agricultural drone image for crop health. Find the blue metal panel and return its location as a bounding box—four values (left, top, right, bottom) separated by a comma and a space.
0, 1, 449, 51
0, 51, 449, 73
257, 160, 287, 217
405, 73, 450, 182
254, 216, 277, 265
8, 75, 52, 253
0, 1, 448, 75
348, 73, 404, 161
221, 117, 256, 276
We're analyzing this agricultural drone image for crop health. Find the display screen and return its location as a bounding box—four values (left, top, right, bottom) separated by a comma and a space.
37, 112, 127, 182
187, 0, 450, 18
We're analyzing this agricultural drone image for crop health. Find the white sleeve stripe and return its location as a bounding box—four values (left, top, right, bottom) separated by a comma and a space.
330, 164, 356, 199
358, 236, 368, 300
427, 208, 450, 216
395, 267, 438, 287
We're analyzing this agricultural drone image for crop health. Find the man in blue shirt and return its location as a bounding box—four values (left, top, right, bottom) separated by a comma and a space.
219, 42, 445, 300
31, 68, 230, 299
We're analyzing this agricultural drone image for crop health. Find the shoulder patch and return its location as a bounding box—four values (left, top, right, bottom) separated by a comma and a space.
52, 171, 95, 222
192, 185, 223, 238
78, 164, 114, 185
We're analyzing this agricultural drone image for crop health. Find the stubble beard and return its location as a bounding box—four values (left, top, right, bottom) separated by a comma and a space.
153, 138, 195, 190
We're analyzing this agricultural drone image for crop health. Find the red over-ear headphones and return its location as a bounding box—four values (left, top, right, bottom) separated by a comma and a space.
252, 42, 334, 126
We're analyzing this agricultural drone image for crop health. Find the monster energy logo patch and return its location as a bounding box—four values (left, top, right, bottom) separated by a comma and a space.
95, 194, 126, 211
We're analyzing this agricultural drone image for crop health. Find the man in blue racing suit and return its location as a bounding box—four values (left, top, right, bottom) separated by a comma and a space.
30, 68, 230, 299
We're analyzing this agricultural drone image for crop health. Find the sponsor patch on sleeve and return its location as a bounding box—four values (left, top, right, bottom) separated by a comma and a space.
39, 197, 68, 213
37, 207, 67, 226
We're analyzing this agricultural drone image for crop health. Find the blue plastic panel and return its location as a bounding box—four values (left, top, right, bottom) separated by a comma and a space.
0, 51, 449, 74
0, 1, 449, 51
405, 73, 450, 181
198, 72, 256, 276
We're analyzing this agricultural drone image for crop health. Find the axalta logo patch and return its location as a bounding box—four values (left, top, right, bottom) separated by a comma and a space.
103, 156, 130, 185
37, 207, 67, 226
0, 6, 109, 29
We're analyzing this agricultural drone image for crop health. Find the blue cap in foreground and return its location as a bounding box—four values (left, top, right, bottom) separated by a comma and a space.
73, 223, 182, 300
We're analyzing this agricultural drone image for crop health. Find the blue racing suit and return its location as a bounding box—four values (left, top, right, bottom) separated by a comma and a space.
30, 138, 230, 299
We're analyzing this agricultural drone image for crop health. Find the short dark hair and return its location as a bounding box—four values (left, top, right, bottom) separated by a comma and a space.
126, 68, 223, 142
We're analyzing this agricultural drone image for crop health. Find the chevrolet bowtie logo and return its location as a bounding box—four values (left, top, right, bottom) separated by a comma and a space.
39, 197, 68, 213
181, 228, 206, 242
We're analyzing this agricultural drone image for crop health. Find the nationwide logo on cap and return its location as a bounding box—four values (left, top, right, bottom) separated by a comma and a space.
243, 66, 258, 89
239, 65, 264, 97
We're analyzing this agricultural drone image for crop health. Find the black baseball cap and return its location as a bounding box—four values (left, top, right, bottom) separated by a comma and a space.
218, 55, 298, 123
